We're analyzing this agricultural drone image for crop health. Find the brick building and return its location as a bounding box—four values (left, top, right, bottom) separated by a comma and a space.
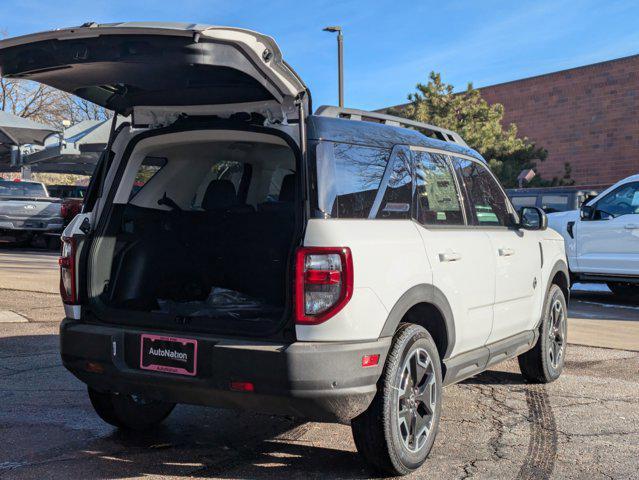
479, 54, 639, 186
385, 55, 639, 186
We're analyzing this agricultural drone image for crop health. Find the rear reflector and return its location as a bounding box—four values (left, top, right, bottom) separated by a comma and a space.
85, 361, 104, 374
230, 381, 255, 392
295, 247, 353, 325
362, 354, 380, 368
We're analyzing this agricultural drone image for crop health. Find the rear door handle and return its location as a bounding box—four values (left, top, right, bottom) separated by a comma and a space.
498, 247, 515, 257
439, 252, 462, 262
624, 224, 639, 230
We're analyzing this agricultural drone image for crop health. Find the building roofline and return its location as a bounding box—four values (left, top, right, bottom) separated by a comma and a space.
477, 52, 639, 91
379, 52, 639, 111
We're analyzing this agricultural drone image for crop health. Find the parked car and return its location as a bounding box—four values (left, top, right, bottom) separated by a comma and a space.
507, 186, 601, 214
0, 23, 570, 476
47, 185, 87, 225
0, 179, 63, 245
548, 174, 639, 300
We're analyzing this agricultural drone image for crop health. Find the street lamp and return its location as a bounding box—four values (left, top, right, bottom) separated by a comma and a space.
323, 26, 344, 108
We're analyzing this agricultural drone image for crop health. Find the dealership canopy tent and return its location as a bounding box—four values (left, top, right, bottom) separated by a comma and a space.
19, 118, 119, 175
0, 110, 58, 146
0, 110, 59, 170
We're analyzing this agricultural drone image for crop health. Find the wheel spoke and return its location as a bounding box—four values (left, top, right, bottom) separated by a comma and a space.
398, 404, 411, 428
414, 407, 432, 444
409, 410, 417, 444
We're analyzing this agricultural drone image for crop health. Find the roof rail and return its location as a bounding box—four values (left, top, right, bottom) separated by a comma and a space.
314, 106, 467, 147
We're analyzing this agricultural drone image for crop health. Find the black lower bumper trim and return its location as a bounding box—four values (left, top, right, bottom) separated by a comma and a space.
60, 319, 391, 423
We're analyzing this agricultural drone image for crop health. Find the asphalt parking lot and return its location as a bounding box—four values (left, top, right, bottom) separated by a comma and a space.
0, 249, 638, 479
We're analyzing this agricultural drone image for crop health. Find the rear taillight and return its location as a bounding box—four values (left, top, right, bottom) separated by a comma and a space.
295, 247, 353, 325
59, 236, 77, 304
60, 203, 68, 219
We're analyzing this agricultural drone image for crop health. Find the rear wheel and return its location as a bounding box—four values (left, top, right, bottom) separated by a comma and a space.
607, 282, 639, 302
518, 284, 567, 383
88, 387, 175, 430
351, 323, 442, 476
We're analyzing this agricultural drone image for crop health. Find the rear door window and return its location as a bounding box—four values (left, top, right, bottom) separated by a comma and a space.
452, 157, 511, 226
413, 151, 464, 225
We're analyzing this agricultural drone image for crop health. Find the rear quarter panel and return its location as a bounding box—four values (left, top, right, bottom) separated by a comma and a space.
298, 219, 431, 341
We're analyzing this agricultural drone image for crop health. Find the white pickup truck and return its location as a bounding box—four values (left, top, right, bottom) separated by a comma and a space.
548, 174, 639, 300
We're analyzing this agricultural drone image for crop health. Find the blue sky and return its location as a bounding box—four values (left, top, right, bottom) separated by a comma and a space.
1, 0, 638, 110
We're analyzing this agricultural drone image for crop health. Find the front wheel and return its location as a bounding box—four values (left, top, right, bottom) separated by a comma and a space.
518, 284, 568, 383
351, 323, 442, 476
88, 387, 175, 430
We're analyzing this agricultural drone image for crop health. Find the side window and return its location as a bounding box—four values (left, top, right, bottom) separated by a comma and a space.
376, 147, 412, 219
594, 182, 639, 219
413, 151, 464, 225
452, 157, 510, 226
129, 156, 167, 200
315, 141, 389, 218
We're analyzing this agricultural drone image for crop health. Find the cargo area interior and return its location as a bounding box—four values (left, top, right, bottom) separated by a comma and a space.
89, 129, 299, 335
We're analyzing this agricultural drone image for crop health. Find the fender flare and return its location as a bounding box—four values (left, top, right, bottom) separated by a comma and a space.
548, 259, 570, 299
379, 284, 456, 359
536, 259, 570, 329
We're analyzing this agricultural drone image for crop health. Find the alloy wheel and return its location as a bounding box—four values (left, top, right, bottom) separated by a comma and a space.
548, 298, 566, 370
397, 347, 437, 453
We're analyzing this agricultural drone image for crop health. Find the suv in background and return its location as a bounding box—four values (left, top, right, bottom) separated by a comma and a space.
507, 186, 601, 214
0, 23, 570, 476
548, 174, 639, 300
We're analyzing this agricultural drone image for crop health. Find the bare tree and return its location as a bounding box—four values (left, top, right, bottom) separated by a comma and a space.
1, 77, 110, 127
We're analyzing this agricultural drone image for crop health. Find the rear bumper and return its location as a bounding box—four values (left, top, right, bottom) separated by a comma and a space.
60, 319, 390, 423
0, 219, 63, 232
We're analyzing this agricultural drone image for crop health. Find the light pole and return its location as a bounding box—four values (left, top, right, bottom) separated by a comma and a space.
323, 26, 344, 108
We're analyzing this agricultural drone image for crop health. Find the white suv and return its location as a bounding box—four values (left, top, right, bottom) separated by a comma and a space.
0, 23, 569, 476
548, 174, 639, 300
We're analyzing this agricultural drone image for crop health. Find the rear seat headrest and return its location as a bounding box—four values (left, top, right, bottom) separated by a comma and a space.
202, 179, 237, 211
279, 174, 296, 202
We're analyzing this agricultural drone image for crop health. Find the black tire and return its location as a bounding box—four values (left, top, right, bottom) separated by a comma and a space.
88, 387, 175, 430
518, 284, 567, 383
351, 323, 442, 476
88, 387, 124, 428
607, 282, 639, 302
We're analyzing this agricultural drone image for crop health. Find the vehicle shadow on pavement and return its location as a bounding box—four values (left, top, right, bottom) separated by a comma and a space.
461, 369, 527, 385
0, 333, 374, 480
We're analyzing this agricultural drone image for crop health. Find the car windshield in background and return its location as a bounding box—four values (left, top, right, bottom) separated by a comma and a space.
540, 194, 570, 213
0, 181, 47, 197
511, 195, 538, 208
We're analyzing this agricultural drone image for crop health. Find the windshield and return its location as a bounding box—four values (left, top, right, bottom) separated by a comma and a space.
0, 182, 47, 197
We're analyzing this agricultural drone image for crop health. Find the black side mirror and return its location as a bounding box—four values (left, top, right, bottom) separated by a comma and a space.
519, 206, 547, 231
580, 204, 595, 220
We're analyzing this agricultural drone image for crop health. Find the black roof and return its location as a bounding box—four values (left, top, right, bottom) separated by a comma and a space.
307, 115, 485, 162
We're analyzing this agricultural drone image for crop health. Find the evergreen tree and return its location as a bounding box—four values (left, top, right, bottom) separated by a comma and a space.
394, 72, 571, 187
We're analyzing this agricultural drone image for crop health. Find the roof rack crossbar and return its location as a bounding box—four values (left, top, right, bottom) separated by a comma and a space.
314, 106, 467, 147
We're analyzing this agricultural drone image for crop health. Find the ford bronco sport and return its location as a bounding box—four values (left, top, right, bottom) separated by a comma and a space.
0, 23, 570, 476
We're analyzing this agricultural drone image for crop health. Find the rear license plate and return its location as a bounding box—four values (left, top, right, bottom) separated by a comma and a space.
140, 334, 197, 376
